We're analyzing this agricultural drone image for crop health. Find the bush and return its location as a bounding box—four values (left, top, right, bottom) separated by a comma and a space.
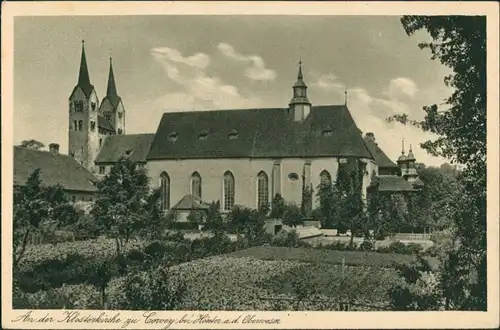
388, 241, 409, 254
162, 230, 186, 243
359, 239, 375, 252
271, 229, 304, 247
282, 204, 304, 227
320, 240, 353, 251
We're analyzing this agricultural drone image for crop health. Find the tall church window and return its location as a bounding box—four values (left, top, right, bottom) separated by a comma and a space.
160, 172, 170, 211
257, 171, 269, 210
90, 121, 96, 131
78, 120, 83, 131
191, 172, 202, 199
320, 170, 332, 186
223, 171, 235, 211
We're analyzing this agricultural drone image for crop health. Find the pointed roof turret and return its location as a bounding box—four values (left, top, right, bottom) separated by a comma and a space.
397, 139, 407, 163
105, 56, 121, 108
293, 60, 307, 88
75, 40, 94, 98
407, 144, 416, 161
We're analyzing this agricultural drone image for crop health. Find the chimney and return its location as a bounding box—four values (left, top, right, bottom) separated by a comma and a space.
365, 132, 376, 143
49, 143, 60, 155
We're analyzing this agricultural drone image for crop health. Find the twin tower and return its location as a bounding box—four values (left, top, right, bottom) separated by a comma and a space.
68, 41, 126, 172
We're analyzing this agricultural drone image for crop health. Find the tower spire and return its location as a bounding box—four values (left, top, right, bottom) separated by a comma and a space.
78, 40, 91, 90
107, 55, 117, 96
297, 59, 303, 80
401, 138, 405, 154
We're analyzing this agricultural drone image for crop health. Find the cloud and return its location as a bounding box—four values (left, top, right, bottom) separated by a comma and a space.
309, 71, 345, 95
385, 77, 418, 100
151, 47, 210, 69
150, 46, 263, 112
311, 72, 444, 166
217, 43, 277, 81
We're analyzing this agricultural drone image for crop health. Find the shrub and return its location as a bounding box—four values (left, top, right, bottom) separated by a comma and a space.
282, 204, 304, 227
119, 265, 187, 310
271, 229, 303, 247
389, 241, 409, 254
162, 230, 186, 242
359, 239, 375, 252
321, 240, 353, 251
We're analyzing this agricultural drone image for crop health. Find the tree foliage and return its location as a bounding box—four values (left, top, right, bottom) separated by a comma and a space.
392, 16, 487, 310
270, 193, 286, 219
19, 139, 45, 150
13, 169, 77, 268
91, 157, 160, 254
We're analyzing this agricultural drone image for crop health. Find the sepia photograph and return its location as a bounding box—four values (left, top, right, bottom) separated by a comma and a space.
2, 1, 499, 329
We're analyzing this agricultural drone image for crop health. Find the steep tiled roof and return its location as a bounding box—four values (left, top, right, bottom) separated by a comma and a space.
70, 41, 94, 99
147, 105, 374, 160
377, 175, 419, 192
14, 147, 98, 192
172, 194, 210, 210
103, 57, 122, 109
98, 115, 115, 132
95, 134, 155, 164
363, 138, 398, 169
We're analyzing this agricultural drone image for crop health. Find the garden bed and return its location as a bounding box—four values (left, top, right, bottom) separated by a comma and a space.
227, 246, 438, 269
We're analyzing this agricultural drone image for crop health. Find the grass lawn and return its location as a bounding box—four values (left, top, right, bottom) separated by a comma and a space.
227, 246, 438, 269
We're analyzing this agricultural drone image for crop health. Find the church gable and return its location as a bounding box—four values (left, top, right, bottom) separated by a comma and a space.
146, 105, 374, 160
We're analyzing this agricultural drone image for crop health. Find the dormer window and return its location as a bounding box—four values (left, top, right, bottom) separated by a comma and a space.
322, 129, 333, 137
168, 132, 179, 142
228, 130, 238, 140
198, 131, 209, 140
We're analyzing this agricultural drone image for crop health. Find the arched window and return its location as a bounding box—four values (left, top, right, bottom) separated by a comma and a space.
191, 172, 202, 199
73, 120, 78, 131
320, 170, 332, 186
257, 171, 269, 210
78, 120, 83, 131
223, 171, 235, 211
159, 172, 170, 211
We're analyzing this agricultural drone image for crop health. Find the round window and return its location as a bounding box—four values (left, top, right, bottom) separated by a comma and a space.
288, 173, 299, 181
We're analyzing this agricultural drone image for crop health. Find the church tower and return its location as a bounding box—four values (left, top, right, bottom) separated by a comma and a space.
68, 41, 100, 172
289, 61, 312, 122
99, 56, 125, 135
403, 145, 419, 182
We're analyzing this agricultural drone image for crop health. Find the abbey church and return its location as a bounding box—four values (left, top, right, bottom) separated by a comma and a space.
14, 41, 424, 215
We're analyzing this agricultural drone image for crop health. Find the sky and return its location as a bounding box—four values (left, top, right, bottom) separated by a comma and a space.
14, 15, 455, 167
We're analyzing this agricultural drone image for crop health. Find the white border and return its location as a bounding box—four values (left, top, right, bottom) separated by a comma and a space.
2, 2, 499, 329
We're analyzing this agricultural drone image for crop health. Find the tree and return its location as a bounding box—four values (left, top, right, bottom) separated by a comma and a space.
19, 139, 45, 150
270, 193, 286, 219
13, 169, 77, 269
391, 16, 487, 310
282, 203, 303, 228
91, 157, 159, 254
316, 181, 341, 229
203, 201, 225, 237
227, 206, 266, 243
336, 160, 367, 247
